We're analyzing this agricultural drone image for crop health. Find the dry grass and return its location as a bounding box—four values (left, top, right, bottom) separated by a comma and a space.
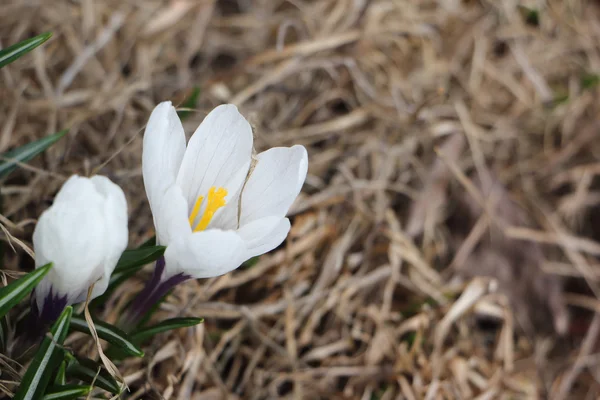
2, 0, 600, 398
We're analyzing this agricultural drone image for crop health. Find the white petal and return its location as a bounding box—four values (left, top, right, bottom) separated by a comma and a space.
54, 175, 103, 208
152, 184, 191, 246
176, 104, 253, 219
142, 101, 186, 216
89, 175, 129, 299
89, 175, 128, 223
204, 163, 251, 231
33, 188, 107, 308
239, 145, 308, 226
238, 217, 291, 259
163, 230, 247, 279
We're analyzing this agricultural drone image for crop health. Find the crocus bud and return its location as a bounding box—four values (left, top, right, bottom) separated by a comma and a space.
32, 175, 128, 323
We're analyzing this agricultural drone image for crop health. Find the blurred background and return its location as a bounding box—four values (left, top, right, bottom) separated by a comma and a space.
2, 0, 600, 398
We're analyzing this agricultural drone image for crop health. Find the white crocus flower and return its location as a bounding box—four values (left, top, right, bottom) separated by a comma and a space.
32, 175, 128, 320
142, 102, 308, 281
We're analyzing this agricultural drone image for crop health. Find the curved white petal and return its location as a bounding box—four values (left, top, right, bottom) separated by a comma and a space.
239, 145, 308, 226
204, 162, 252, 231
152, 184, 191, 246
238, 217, 291, 259
89, 175, 129, 299
54, 175, 104, 208
163, 229, 247, 279
89, 175, 128, 223
176, 104, 253, 219
142, 101, 186, 217
33, 189, 107, 309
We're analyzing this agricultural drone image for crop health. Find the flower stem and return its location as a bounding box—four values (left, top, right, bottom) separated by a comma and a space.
120, 256, 190, 331
126, 256, 165, 316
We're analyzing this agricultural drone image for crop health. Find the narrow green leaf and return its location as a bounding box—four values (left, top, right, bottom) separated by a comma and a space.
0, 130, 67, 178
525, 9, 539, 26
241, 256, 259, 269
138, 236, 156, 248
552, 93, 569, 107
517, 6, 539, 27
91, 270, 134, 310
0, 263, 52, 319
14, 306, 73, 400
91, 245, 165, 308
0, 32, 52, 69
0, 315, 8, 352
91, 268, 136, 309
114, 245, 166, 273
131, 317, 204, 343
54, 361, 67, 386
0, 194, 4, 270
42, 384, 91, 400
66, 357, 120, 395
177, 87, 201, 120
70, 314, 144, 357
581, 73, 600, 90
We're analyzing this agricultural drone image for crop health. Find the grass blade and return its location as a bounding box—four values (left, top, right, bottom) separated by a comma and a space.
114, 245, 166, 273
0, 316, 8, 352
66, 356, 121, 395
13, 306, 73, 400
0, 32, 52, 69
177, 87, 201, 120
131, 317, 204, 343
0, 263, 52, 319
91, 245, 166, 308
54, 361, 67, 386
42, 385, 91, 400
0, 130, 67, 178
70, 314, 144, 357
138, 236, 156, 248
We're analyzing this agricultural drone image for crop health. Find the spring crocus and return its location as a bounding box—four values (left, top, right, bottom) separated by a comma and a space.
32, 175, 128, 323
131, 102, 306, 317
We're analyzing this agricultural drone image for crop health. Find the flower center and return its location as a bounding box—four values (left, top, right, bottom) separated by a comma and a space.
188, 186, 228, 232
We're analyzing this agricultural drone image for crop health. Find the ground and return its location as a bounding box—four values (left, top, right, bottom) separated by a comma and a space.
2, 0, 600, 399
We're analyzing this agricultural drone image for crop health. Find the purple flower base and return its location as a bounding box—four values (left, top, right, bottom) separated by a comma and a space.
30, 287, 68, 329
122, 256, 190, 330
13, 287, 68, 354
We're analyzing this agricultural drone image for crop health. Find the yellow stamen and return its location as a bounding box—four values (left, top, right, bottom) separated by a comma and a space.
190, 186, 228, 232
188, 195, 205, 226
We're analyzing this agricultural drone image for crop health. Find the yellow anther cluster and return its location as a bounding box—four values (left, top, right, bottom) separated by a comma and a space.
189, 186, 228, 232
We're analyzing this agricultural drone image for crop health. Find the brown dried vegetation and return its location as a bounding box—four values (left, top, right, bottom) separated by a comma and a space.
2, 0, 600, 398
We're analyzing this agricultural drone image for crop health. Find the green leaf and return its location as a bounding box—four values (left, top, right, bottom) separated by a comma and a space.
581, 73, 600, 90
138, 236, 156, 248
0, 315, 8, 352
177, 87, 201, 120
518, 6, 539, 27
241, 256, 259, 269
66, 357, 120, 395
0, 193, 4, 270
42, 385, 91, 400
13, 306, 73, 400
0, 130, 67, 178
91, 245, 165, 308
70, 314, 144, 357
114, 245, 165, 273
131, 317, 204, 343
0, 263, 52, 319
91, 268, 136, 309
0, 32, 52, 69
54, 361, 67, 386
